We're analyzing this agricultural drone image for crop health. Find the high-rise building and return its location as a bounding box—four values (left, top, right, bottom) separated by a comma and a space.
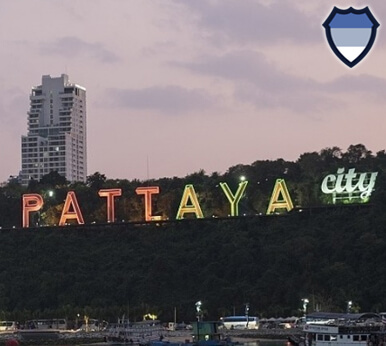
21, 74, 87, 186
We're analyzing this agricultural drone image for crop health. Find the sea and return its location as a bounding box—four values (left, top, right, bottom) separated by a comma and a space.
259, 340, 288, 346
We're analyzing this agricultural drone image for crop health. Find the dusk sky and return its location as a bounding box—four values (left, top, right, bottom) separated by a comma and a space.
1, 0, 386, 183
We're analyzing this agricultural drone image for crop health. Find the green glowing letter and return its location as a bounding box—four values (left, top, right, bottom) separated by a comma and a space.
220, 181, 248, 216
176, 184, 204, 219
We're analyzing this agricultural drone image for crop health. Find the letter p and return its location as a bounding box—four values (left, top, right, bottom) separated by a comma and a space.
22, 194, 44, 228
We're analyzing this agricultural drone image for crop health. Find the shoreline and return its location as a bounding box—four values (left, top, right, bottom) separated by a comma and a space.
0, 328, 300, 345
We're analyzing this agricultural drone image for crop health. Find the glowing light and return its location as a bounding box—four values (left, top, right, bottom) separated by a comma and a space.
266, 179, 294, 214
59, 191, 85, 226
176, 184, 203, 219
220, 181, 248, 217
136, 186, 161, 221
321, 167, 378, 203
98, 189, 122, 223
195, 301, 202, 313
22, 194, 44, 228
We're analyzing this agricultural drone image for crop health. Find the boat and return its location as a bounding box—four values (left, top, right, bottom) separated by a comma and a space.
288, 312, 386, 346
105, 318, 165, 345
150, 321, 239, 346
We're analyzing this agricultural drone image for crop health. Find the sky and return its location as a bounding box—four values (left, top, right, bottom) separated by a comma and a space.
1, 0, 386, 183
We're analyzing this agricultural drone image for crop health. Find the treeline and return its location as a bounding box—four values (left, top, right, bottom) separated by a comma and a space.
0, 144, 385, 323
2, 143, 386, 228
0, 208, 385, 324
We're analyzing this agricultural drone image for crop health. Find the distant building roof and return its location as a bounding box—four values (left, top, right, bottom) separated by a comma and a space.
307, 312, 380, 320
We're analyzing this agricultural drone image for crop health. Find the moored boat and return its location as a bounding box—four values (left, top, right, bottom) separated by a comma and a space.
105, 318, 164, 345
149, 321, 239, 346
289, 312, 386, 346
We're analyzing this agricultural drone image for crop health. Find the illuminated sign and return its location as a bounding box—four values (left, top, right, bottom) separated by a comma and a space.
219, 181, 248, 217
22, 194, 43, 228
321, 167, 378, 203
59, 191, 84, 226
20, 168, 378, 228
176, 185, 204, 219
266, 179, 294, 214
135, 187, 161, 221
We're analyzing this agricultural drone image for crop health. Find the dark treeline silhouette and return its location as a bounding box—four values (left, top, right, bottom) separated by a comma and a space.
1, 144, 386, 324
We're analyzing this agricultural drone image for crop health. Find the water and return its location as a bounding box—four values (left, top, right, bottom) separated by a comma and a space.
259, 340, 288, 346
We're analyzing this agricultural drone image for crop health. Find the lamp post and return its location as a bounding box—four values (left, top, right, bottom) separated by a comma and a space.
347, 301, 352, 313
245, 303, 250, 329
195, 301, 202, 343
302, 298, 309, 317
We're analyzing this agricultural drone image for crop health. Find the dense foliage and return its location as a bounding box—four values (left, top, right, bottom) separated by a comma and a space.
0, 144, 386, 324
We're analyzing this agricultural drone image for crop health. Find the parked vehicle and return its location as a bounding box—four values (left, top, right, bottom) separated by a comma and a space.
220, 316, 259, 330
0, 321, 17, 331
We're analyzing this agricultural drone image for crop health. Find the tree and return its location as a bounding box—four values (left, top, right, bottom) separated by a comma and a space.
343, 144, 372, 164
40, 171, 68, 187
320, 146, 342, 166
86, 172, 107, 190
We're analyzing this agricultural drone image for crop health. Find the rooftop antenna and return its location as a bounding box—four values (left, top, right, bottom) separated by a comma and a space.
146, 155, 150, 182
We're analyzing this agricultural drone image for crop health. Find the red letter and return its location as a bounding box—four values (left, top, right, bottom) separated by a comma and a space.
22, 194, 44, 228
98, 188, 122, 223
59, 191, 84, 226
136, 186, 161, 221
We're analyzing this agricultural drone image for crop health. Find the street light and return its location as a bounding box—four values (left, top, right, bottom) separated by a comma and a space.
195, 301, 202, 321
245, 303, 250, 329
302, 298, 309, 316
347, 301, 352, 313
195, 301, 202, 342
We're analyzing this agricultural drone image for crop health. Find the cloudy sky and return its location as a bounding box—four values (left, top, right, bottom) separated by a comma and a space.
1, 0, 385, 182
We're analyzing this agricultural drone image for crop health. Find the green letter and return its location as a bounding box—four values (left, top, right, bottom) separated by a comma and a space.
220, 181, 248, 216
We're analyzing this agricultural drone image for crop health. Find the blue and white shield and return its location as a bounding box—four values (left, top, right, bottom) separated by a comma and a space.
323, 7, 379, 68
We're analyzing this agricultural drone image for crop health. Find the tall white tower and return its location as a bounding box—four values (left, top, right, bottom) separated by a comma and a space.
21, 74, 87, 185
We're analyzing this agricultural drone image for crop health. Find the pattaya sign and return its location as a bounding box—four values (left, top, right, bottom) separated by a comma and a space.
22, 180, 293, 228
21, 167, 378, 228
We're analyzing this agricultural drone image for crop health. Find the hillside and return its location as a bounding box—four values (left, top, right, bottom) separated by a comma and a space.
0, 204, 385, 323
1, 144, 386, 323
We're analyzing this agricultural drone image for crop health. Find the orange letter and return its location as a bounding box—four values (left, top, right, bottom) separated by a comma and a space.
266, 179, 294, 214
176, 184, 204, 219
99, 188, 122, 223
136, 186, 161, 221
59, 191, 85, 226
22, 194, 44, 228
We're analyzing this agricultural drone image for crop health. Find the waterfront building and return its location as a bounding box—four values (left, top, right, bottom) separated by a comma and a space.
20, 74, 87, 186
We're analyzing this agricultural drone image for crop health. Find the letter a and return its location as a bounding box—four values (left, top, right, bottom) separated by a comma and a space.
176, 184, 204, 219
59, 191, 85, 226
266, 179, 294, 214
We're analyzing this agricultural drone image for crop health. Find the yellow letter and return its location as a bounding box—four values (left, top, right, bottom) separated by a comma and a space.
59, 191, 85, 226
136, 186, 161, 221
22, 194, 44, 228
176, 184, 204, 219
220, 181, 248, 216
266, 179, 294, 214
99, 188, 122, 223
